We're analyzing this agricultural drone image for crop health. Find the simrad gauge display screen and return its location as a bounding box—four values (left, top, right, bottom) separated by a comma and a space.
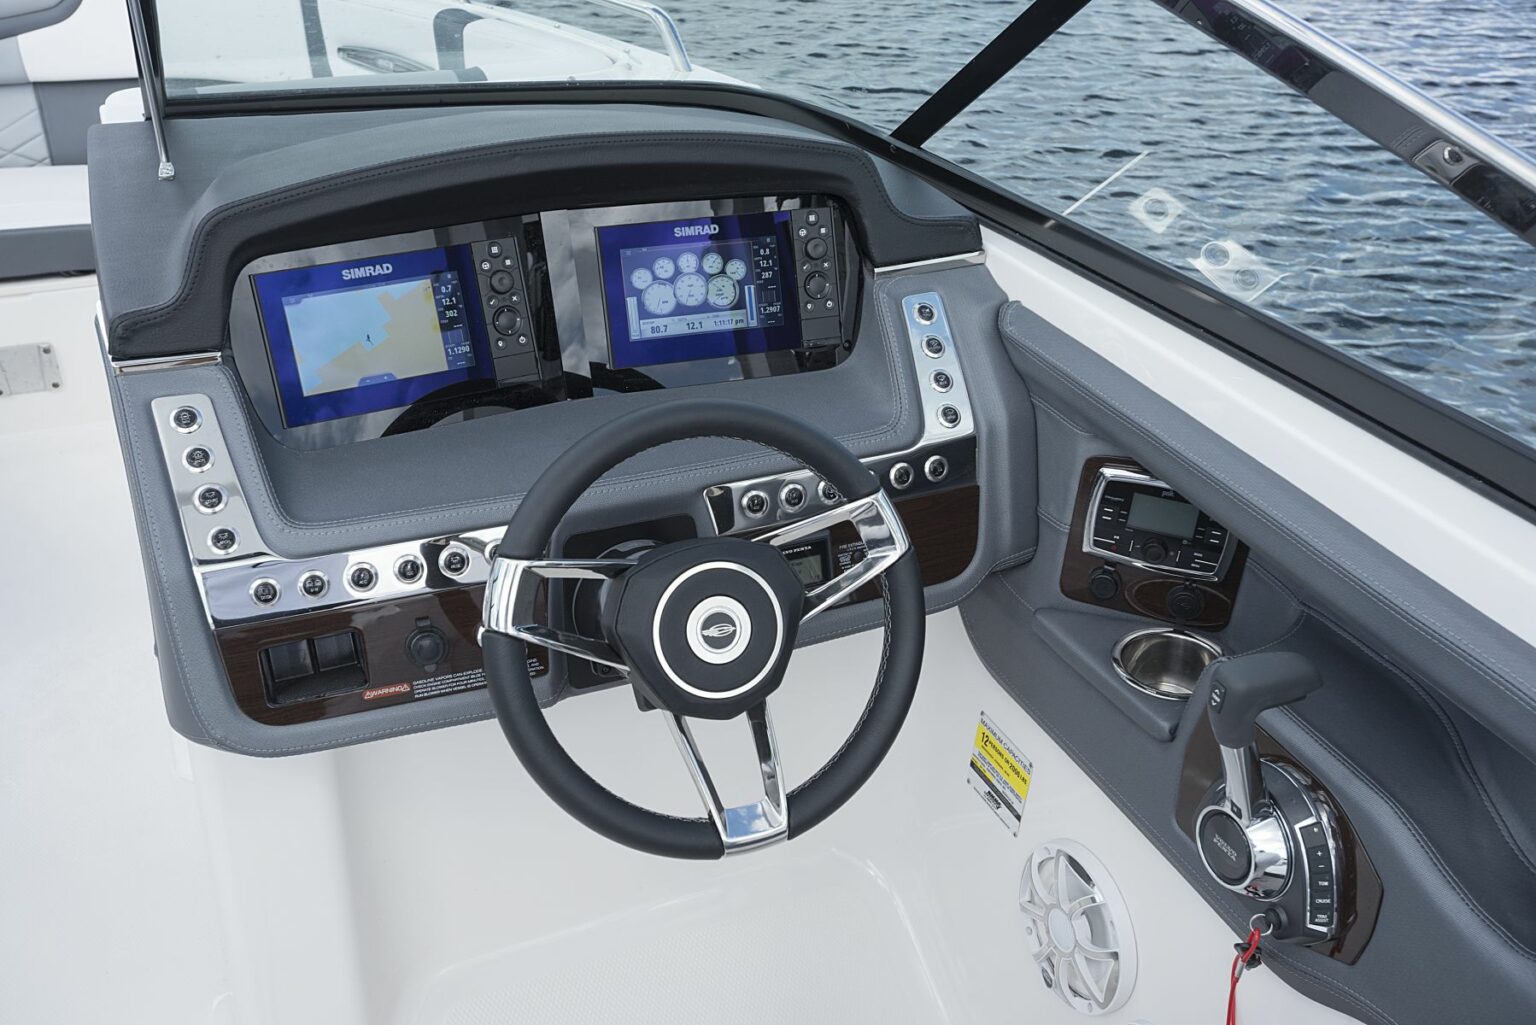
596, 212, 802, 369
253, 247, 492, 427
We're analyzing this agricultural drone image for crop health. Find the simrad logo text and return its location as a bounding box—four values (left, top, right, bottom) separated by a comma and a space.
341, 263, 393, 281
672, 224, 719, 238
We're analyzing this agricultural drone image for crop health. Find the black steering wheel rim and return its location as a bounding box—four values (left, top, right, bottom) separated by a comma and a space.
481, 398, 926, 859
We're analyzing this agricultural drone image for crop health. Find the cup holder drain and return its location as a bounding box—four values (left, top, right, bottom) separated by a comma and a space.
1111, 628, 1223, 701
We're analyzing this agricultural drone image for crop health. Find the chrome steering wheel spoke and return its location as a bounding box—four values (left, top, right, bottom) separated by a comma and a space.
666, 701, 788, 854
756, 490, 911, 622
481, 556, 636, 673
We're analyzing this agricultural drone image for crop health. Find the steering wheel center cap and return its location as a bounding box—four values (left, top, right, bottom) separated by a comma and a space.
686, 595, 752, 664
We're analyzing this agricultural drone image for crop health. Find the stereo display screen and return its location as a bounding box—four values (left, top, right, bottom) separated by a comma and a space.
596, 212, 804, 369
254, 247, 491, 427
1127, 493, 1200, 540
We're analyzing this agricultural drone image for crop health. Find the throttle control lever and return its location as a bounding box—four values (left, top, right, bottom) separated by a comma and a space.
1196, 652, 1342, 940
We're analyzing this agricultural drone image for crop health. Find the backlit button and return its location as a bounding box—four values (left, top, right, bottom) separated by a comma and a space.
440, 545, 471, 577
818, 480, 841, 505
208, 527, 238, 554
250, 579, 280, 606
741, 490, 769, 519
889, 463, 914, 490
171, 406, 202, 433
914, 302, 936, 324
930, 370, 953, 392
195, 485, 226, 513
395, 555, 424, 584
937, 404, 962, 429
184, 446, 212, 471
779, 482, 807, 513
348, 564, 377, 592
924, 455, 949, 483
922, 335, 945, 358
299, 571, 329, 599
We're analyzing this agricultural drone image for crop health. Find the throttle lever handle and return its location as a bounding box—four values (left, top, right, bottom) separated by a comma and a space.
1208, 652, 1323, 750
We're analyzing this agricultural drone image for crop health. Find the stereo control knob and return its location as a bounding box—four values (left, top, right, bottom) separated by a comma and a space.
1088, 566, 1120, 601
492, 306, 522, 335
804, 273, 831, 299
805, 237, 828, 260
489, 270, 516, 295
1142, 538, 1169, 563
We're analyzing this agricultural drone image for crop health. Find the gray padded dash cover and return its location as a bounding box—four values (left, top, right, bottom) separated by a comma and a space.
88, 105, 982, 360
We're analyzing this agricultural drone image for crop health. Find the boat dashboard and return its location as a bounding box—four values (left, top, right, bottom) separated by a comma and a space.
90, 103, 1030, 752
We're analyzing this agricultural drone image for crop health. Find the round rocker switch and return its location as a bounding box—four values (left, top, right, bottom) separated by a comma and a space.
183, 446, 212, 471
741, 490, 770, 519
922, 335, 945, 358
170, 406, 201, 433
440, 545, 471, 577
395, 555, 425, 584
299, 571, 329, 599
195, 486, 226, 513
1087, 566, 1120, 602
348, 564, 378, 592
889, 463, 914, 490
818, 480, 841, 505
250, 579, 280, 606
779, 482, 807, 513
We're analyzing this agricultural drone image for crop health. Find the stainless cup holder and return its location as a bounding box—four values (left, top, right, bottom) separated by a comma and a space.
1112, 628, 1224, 701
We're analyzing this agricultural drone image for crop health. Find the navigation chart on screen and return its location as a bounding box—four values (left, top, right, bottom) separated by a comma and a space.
283, 276, 466, 397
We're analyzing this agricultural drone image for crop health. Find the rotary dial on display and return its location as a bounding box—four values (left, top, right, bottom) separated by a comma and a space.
641, 281, 677, 315
630, 267, 653, 290
652, 256, 676, 279
725, 257, 748, 281
673, 272, 707, 307
707, 274, 738, 309
701, 251, 724, 275
676, 251, 700, 274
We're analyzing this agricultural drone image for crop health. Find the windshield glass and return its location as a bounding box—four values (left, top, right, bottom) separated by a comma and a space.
154, 0, 1011, 106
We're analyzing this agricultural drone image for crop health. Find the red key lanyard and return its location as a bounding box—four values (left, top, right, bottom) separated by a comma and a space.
1227, 924, 1264, 1025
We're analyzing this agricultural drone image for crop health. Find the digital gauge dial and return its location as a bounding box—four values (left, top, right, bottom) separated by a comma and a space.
630, 267, 653, 289
701, 251, 724, 275
725, 258, 748, 281
642, 281, 677, 315
676, 251, 700, 274
651, 256, 676, 279
673, 272, 707, 307
707, 274, 738, 309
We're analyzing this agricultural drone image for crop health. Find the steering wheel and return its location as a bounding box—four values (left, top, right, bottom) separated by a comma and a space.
479, 399, 926, 859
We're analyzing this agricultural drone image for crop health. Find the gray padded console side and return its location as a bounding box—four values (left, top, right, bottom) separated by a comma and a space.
105, 262, 1035, 756
958, 301, 1536, 1025
88, 105, 982, 359
999, 301, 1536, 768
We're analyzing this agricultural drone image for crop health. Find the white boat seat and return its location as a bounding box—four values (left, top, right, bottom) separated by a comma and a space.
0, 164, 92, 278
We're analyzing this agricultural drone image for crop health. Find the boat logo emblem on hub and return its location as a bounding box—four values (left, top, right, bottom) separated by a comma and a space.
686, 595, 752, 668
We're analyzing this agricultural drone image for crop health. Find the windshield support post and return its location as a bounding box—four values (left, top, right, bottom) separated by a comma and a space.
125, 0, 174, 181
891, 0, 1092, 148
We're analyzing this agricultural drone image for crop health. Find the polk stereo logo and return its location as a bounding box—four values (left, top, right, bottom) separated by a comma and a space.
672, 223, 720, 238
341, 262, 393, 281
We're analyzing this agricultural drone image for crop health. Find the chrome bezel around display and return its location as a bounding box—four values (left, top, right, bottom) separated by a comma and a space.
1082, 465, 1234, 581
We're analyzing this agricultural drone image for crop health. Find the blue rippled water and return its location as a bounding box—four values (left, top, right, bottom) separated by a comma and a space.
652, 0, 1536, 447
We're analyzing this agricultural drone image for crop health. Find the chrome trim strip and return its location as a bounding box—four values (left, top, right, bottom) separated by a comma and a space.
873, 251, 986, 276
112, 352, 224, 375
123, 0, 174, 180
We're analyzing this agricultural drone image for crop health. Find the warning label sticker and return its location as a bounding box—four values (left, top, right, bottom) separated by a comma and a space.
968, 712, 1032, 835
